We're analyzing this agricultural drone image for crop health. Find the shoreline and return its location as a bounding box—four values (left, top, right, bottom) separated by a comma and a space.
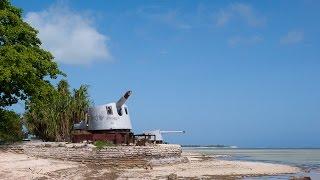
119, 152, 300, 179
0, 150, 301, 179
183, 148, 320, 173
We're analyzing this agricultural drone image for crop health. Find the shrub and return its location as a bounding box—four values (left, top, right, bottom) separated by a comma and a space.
0, 109, 23, 143
94, 140, 114, 149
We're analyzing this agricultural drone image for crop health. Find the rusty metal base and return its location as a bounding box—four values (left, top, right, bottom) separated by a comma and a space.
72, 130, 134, 145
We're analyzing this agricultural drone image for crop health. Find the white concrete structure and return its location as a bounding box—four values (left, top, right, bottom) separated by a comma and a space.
87, 103, 132, 130
74, 91, 132, 131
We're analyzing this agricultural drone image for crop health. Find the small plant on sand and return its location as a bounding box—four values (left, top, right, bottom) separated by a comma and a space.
94, 140, 114, 149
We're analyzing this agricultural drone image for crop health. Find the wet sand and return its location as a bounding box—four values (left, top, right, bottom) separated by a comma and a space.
121, 152, 300, 179
0, 151, 300, 179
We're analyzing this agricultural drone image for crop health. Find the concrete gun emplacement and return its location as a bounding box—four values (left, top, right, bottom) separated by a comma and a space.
72, 91, 134, 144
72, 90, 185, 145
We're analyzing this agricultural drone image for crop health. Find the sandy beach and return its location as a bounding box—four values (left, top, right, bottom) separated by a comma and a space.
0, 150, 300, 179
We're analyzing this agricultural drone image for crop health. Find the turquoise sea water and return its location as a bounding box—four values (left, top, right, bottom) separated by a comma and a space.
183, 148, 320, 179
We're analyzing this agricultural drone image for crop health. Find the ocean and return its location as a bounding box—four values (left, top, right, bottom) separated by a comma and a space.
183, 148, 320, 179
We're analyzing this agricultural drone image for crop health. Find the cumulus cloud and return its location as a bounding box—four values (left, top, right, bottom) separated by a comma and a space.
216, 3, 265, 27
25, 5, 111, 65
228, 35, 263, 46
280, 30, 304, 45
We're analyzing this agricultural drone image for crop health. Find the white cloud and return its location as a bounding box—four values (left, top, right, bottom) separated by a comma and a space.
216, 3, 265, 27
137, 7, 191, 30
228, 35, 263, 46
280, 31, 304, 45
25, 5, 111, 65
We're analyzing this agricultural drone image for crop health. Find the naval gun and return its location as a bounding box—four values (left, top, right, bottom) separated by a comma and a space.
72, 91, 134, 144
143, 129, 185, 144
116, 91, 132, 116
73, 91, 185, 145
87, 90, 132, 131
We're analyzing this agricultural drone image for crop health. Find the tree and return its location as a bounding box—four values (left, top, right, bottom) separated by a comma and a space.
72, 85, 90, 123
0, 109, 23, 143
25, 80, 91, 142
0, 1, 91, 142
0, 0, 63, 107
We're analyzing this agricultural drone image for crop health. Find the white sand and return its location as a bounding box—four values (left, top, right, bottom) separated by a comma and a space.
0, 151, 300, 179
0, 151, 79, 179
120, 152, 300, 179
0, 151, 117, 179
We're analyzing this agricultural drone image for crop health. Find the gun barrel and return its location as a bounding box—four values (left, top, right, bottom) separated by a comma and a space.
116, 91, 132, 109
160, 130, 185, 134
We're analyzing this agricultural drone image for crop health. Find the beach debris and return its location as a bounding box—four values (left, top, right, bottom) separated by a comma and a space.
144, 163, 153, 170
289, 176, 311, 180
167, 173, 178, 180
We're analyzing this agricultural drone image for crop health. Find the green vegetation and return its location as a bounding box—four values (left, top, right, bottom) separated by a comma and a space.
0, 0, 91, 143
94, 140, 114, 149
0, 0, 63, 142
0, 109, 23, 143
25, 80, 91, 142
0, 0, 63, 108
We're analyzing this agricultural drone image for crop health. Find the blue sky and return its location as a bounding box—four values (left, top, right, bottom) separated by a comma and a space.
12, 0, 320, 147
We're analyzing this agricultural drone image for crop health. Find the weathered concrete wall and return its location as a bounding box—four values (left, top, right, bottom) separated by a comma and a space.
0, 144, 24, 153
1, 142, 186, 168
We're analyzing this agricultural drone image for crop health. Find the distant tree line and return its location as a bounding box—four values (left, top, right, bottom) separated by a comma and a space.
0, 0, 91, 143
181, 144, 229, 148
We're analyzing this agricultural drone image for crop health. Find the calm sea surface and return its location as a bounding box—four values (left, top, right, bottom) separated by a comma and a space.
183, 148, 320, 179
